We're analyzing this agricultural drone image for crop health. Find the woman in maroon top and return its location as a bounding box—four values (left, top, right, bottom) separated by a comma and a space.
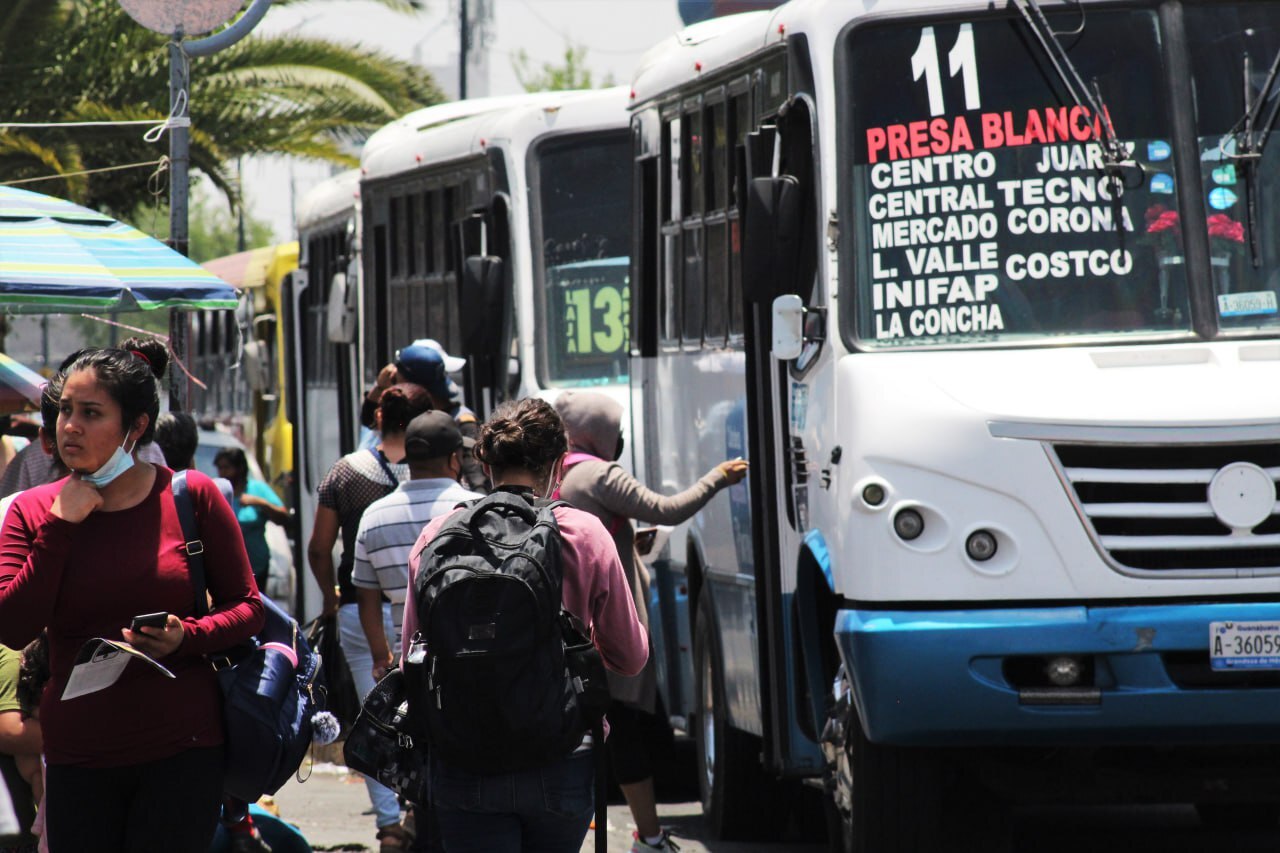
0, 341, 264, 853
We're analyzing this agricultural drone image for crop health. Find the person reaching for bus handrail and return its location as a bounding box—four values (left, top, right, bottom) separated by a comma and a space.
552, 390, 747, 853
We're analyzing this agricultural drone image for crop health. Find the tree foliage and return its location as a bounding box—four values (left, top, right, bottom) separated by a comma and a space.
512, 45, 613, 92
0, 0, 443, 220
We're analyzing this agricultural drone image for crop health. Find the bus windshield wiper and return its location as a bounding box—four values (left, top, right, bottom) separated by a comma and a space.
1228, 49, 1280, 268
1012, 0, 1131, 232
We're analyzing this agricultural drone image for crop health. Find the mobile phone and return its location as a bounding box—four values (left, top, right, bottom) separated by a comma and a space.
130, 612, 168, 632
634, 527, 659, 556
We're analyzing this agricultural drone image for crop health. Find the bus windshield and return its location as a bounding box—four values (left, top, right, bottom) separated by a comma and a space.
845, 8, 1197, 347
534, 131, 632, 385
1185, 2, 1280, 334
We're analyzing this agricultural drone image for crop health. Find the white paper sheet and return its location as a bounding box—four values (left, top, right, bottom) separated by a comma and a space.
61, 639, 174, 701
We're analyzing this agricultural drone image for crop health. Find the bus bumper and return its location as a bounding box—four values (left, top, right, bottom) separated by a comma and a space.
835, 602, 1280, 746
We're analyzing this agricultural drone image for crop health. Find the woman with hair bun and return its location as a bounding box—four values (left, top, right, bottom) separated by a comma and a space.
399, 397, 648, 853
307, 381, 432, 852
0, 338, 265, 852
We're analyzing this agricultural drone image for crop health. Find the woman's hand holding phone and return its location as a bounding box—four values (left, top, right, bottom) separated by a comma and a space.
122, 613, 184, 658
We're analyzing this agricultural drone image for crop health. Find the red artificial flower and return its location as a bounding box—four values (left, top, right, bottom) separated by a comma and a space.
1145, 206, 1180, 234
1206, 213, 1245, 243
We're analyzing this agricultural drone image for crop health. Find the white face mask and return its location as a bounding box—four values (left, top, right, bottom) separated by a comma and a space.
542, 454, 565, 499
82, 437, 137, 488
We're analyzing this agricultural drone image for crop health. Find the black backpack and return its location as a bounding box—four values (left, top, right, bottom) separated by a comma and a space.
406, 489, 610, 775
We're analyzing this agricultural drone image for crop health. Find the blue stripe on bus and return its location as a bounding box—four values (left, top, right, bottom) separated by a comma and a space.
802, 529, 834, 593
834, 601, 1280, 747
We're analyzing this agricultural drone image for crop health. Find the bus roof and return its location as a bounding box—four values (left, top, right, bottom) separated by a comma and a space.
361, 94, 561, 160
630, 8, 778, 105
295, 169, 360, 234
361, 88, 630, 183
629, 0, 1119, 106
201, 242, 299, 290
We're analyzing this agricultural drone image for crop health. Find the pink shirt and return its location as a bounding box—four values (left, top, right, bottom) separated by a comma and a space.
401, 504, 648, 677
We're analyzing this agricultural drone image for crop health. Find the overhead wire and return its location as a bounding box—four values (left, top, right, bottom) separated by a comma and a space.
0, 157, 169, 187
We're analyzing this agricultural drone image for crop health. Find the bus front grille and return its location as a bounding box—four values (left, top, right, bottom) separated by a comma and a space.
1050, 442, 1280, 574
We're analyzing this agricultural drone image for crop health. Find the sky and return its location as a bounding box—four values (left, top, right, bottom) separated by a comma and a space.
236, 0, 686, 241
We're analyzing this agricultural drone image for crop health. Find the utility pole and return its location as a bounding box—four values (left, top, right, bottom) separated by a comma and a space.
167, 37, 191, 402
459, 0, 469, 99
163, 0, 274, 410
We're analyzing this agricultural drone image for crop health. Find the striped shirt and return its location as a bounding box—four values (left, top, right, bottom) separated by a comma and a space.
351, 478, 481, 652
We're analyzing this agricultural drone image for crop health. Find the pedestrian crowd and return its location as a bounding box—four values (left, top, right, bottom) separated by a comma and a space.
0, 335, 747, 853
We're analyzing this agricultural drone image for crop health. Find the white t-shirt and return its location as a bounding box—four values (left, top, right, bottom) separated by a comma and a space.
352, 478, 481, 654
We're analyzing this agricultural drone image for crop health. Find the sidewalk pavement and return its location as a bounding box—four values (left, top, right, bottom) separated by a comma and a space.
269, 761, 825, 853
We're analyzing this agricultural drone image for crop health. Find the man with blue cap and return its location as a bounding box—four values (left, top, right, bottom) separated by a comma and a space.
361, 340, 487, 492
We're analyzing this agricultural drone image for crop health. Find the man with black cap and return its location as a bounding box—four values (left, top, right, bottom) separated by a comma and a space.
352, 411, 481, 678
360, 341, 487, 493
352, 410, 479, 852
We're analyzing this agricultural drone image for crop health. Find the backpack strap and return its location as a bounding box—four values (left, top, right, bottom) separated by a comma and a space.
550, 453, 624, 536
368, 447, 399, 486
172, 470, 209, 618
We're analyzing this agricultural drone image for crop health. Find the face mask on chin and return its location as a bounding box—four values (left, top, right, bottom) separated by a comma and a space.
82, 437, 137, 488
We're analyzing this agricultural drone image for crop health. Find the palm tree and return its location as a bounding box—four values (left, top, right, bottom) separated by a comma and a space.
0, 0, 442, 217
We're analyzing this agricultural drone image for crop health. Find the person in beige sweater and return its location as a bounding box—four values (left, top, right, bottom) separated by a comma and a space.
553, 390, 747, 853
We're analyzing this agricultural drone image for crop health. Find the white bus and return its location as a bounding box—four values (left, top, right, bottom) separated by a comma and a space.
628, 1, 1280, 848
283, 91, 634, 617
358, 87, 633, 440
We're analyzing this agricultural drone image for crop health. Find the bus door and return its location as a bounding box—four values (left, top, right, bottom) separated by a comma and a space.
456, 200, 513, 419
742, 86, 826, 776
279, 267, 310, 615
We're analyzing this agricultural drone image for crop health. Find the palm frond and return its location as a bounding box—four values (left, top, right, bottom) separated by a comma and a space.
205, 66, 397, 117
0, 0, 444, 214
0, 131, 88, 200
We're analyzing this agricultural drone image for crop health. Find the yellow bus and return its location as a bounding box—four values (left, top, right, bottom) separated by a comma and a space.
197, 241, 299, 494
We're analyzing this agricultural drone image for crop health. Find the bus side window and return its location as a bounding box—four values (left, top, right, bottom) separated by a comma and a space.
661, 115, 683, 349
728, 92, 750, 340
705, 98, 730, 347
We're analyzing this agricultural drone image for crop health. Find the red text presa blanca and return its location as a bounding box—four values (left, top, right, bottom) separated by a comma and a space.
866, 105, 1112, 164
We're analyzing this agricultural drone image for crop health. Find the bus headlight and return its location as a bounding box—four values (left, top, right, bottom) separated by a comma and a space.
965, 529, 998, 561
862, 483, 886, 507
893, 508, 924, 541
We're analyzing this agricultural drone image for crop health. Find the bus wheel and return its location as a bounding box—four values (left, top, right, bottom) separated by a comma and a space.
821, 666, 946, 853
693, 593, 775, 840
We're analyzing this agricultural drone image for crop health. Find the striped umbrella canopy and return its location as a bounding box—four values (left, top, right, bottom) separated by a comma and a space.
0, 186, 238, 313
0, 352, 45, 415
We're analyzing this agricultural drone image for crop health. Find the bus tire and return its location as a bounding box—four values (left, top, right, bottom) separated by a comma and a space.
693, 593, 776, 840
823, 670, 946, 853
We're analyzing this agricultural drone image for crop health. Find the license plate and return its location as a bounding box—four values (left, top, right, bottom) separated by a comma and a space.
1210, 621, 1280, 670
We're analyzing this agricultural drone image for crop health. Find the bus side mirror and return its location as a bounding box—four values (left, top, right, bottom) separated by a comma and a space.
326, 271, 358, 344
460, 255, 505, 355
772, 294, 804, 361
242, 339, 274, 394
743, 175, 802, 305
